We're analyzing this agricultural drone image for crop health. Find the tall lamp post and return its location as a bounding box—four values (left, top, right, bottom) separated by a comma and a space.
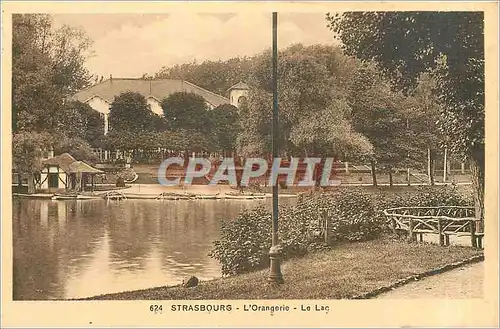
268, 12, 284, 284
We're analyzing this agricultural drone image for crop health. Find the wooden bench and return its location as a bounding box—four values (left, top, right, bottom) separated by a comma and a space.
385, 206, 483, 248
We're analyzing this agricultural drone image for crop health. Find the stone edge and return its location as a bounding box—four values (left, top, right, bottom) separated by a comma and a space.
349, 253, 485, 300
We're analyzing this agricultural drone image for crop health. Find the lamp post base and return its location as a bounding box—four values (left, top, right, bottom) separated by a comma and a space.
268, 245, 284, 284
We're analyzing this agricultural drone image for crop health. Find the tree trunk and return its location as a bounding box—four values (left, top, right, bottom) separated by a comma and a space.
370, 160, 377, 187
17, 173, 22, 187
27, 172, 35, 194
407, 168, 411, 186
427, 147, 435, 185
443, 147, 448, 182
388, 169, 393, 187
470, 148, 485, 232
304, 148, 316, 192
314, 160, 323, 190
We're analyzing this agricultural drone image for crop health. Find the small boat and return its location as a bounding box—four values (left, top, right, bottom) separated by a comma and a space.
126, 193, 158, 200
13, 193, 54, 199
103, 191, 127, 201
195, 194, 220, 200
51, 193, 78, 200
225, 192, 266, 197
224, 194, 266, 200
76, 195, 102, 200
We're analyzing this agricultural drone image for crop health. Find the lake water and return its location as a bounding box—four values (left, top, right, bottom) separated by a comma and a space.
13, 197, 294, 300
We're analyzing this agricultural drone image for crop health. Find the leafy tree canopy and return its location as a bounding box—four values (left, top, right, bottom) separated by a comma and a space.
210, 104, 240, 152
328, 11, 484, 218
153, 57, 253, 96
238, 44, 373, 159
12, 14, 92, 133
161, 92, 211, 133
109, 92, 156, 133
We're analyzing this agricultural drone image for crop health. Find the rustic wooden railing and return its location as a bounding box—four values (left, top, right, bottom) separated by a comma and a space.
384, 206, 483, 248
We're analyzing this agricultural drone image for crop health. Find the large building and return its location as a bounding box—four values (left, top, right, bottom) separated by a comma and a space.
71, 77, 249, 134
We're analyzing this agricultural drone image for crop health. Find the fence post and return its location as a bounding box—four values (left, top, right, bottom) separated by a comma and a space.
408, 218, 415, 243
391, 216, 397, 235
437, 218, 444, 246
470, 219, 477, 248
323, 210, 330, 244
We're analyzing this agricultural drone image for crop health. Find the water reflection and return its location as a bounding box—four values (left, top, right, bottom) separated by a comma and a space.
13, 197, 293, 300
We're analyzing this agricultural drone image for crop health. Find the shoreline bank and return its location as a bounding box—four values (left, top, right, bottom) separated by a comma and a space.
12, 181, 472, 200
75, 238, 483, 301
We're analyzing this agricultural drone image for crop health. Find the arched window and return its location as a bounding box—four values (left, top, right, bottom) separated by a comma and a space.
237, 96, 248, 107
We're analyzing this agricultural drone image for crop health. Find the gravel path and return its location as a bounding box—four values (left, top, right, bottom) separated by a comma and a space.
378, 262, 484, 299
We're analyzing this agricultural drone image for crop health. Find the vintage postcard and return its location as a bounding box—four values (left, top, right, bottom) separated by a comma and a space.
1, 1, 498, 327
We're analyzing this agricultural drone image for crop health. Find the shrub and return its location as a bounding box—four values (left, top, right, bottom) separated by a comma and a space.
404, 185, 472, 207
210, 188, 383, 276
115, 176, 125, 187
209, 201, 337, 276
373, 185, 473, 231
209, 206, 272, 276
326, 188, 383, 242
116, 168, 136, 182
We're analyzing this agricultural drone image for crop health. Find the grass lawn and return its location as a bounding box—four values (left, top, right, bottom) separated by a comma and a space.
82, 237, 482, 300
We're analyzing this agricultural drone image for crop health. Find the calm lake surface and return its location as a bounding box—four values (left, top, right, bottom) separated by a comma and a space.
13, 197, 295, 300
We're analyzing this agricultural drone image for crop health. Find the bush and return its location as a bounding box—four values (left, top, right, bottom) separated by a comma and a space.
209, 201, 334, 276
115, 177, 125, 187
373, 185, 473, 224
210, 189, 382, 276
209, 206, 272, 276
326, 188, 383, 242
116, 168, 136, 182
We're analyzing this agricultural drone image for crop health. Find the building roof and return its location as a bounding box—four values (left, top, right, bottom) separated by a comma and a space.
69, 161, 104, 174
227, 81, 249, 91
42, 153, 77, 173
71, 78, 230, 108
42, 153, 103, 174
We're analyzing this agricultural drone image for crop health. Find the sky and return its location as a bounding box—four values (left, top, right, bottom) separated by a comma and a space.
52, 13, 338, 79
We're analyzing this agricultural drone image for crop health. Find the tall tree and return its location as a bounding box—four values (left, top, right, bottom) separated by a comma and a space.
12, 132, 53, 193
109, 92, 155, 133
435, 53, 485, 222
12, 14, 95, 193
238, 44, 373, 160
328, 11, 485, 219
59, 100, 105, 148
346, 61, 414, 186
154, 57, 253, 96
405, 72, 443, 185
12, 14, 92, 133
53, 134, 98, 164
161, 92, 211, 134
210, 104, 240, 153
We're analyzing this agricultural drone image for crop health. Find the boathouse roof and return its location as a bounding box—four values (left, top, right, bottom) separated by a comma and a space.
43, 153, 103, 174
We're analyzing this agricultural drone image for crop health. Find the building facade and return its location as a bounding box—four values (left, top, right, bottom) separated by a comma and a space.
71, 78, 249, 135
227, 82, 249, 108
